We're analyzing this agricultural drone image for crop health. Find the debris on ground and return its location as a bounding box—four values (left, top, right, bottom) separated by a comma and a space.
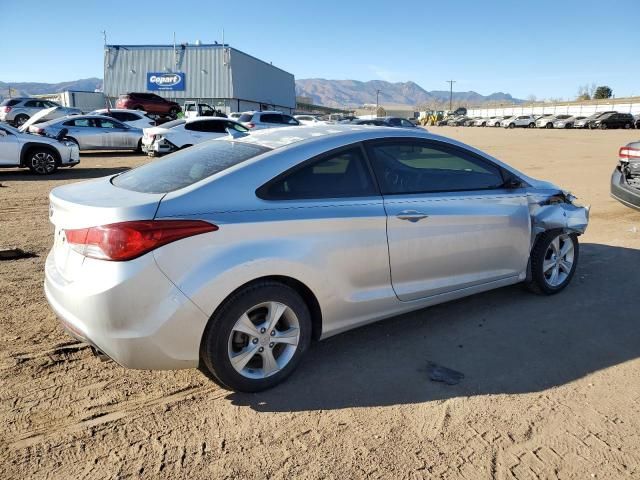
0, 247, 37, 261
426, 362, 465, 385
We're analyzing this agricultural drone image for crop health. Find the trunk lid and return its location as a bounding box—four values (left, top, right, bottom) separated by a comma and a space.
49, 176, 165, 281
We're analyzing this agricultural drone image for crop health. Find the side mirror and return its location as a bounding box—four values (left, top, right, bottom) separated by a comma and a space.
56, 128, 68, 141
503, 176, 523, 189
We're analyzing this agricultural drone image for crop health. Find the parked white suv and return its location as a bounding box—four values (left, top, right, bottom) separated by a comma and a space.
142, 117, 248, 156
503, 115, 536, 128
238, 111, 300, 130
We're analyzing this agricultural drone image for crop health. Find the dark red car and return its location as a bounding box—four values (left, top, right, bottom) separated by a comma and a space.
115, 93, 181, 116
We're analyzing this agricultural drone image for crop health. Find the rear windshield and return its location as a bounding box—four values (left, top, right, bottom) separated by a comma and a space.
1, 99, 20, 107
238, 113, 254, 122
157, 119, 185, 129
112, 140, 270, 193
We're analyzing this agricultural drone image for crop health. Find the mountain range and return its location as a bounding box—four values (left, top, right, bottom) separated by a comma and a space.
1, 77, 520, 108
295, 79, 522, 108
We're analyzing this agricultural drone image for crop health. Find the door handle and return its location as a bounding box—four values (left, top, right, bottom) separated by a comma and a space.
396, 210, 429, 222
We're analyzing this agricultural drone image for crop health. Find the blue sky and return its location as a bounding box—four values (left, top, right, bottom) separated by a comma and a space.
2, 0, 638, 99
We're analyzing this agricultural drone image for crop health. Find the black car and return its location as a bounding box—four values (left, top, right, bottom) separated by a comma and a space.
590, 112, 635, 130
611, 141, 640, 210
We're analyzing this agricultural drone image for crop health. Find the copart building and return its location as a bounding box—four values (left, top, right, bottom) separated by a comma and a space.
103, 43, 296, 114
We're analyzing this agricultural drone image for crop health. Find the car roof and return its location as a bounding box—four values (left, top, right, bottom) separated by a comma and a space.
93, 108, 144, 114
185, 116, 235, 123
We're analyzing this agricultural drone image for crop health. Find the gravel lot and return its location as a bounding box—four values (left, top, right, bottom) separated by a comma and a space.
1, 127, 640, 479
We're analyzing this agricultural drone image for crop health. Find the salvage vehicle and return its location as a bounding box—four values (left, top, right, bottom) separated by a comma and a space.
590, 112, 635, 130
553, 116, 586, 129
115, 93, 181, 117
44, 125, 589, 392
574, 111, 616, 129
239, 111, 300, 130
294, 115, 327, 125
90, 109, 156, 129
0, 98, 81, 127
355, 117, 418, 128
183, 102, 227, 119
536, 114, 572, 129
504, 115, 536, 128
27, 113, 143, 152
611, 141, 640, 210
486, 116, 505, 127
0, 122, 79, 174
494, 116, 513, 127
475, 116, 495, 127
142, 117, 248, 156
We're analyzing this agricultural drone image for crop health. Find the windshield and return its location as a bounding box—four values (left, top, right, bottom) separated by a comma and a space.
238, 113, 254, 122
112, 140, 270, 193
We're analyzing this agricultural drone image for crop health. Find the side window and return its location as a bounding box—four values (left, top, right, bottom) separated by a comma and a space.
281, 115, 299, 125
368, 141, 505, 195
111, 112, 127, 121
260, 114, 282, 124
185, 120, 227, 133
400, 119, 415, 127
24, 100, 39, 107
388, 118, 402, 126
97, 118, 125, 129
260, 147, 377, 199
64, 118, 95, 127
226, 121, 248, 132
185, 104, 196, 112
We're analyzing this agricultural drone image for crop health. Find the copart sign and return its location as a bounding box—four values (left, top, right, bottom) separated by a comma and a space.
147, 72, 185, 91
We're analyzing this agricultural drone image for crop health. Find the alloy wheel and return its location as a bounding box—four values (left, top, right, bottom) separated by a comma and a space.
542, 233, 574, 287
227, 301, 300, 379
31, 152, 56, 174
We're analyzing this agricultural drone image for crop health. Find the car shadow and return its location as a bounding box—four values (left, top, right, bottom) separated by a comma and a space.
0, 166, 131, 182
226, 243, 640, 411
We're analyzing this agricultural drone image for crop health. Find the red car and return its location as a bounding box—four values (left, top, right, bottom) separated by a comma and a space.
115, 93, 181, 117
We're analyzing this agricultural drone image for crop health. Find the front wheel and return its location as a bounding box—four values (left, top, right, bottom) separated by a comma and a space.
526, 230, 579, 295
509, 123, 515, 129
600, 123, 608, 130
14, 114, 29, 127
200, 281, 312, 392
28, 148, 58, 175
528, 123, 535, 128
545, 123, 553, 129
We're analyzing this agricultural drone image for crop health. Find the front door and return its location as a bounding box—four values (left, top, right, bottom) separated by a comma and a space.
366, 139, 531, 301
0, 127, 21, 165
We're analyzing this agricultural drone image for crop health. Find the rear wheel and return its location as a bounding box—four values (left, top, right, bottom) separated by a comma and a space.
526, 230, 579, 295
200, 281, 312, 392
528, 122, 535, 128
624, 123, 631, 129
14, 114, 29, 127
600, 123, 608, 130
509, 123, 515, 129
27, 148, 58, 175
545, 123, 553, 129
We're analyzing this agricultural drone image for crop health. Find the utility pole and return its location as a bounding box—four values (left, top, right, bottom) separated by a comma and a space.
376, 89, 381, 117
446, 80, 456, 112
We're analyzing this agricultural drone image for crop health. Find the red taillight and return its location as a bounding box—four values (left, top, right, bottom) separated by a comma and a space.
246, 122, 255, 129
1, 106, 11, 113
619, 146, 640, 160
64, 220, 217, 261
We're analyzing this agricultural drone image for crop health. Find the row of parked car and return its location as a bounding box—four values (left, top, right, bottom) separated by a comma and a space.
439, 111, 639, 130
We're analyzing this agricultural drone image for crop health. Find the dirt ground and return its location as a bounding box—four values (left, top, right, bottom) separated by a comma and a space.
1, 127, 640, 479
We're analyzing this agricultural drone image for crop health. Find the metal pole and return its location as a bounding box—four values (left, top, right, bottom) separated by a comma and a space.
376, 89, 381, 117
446, 80, 456, 112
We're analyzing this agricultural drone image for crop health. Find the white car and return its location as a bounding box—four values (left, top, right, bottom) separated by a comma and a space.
485, 116, 505, 127
294, 115, 327, 125
494, 116, 514, 127
90, 109, 156, 129
183, 102, 219, 120
228, 112, 242, 120
0, 122, 79, 174
142, 117, 249, 156
238, 111, 300, 130
536, 115, 572, 129
503, 115, 536, 128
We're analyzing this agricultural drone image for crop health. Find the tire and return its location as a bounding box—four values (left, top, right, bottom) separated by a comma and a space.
545, 123, 553, 129
481, 122, 486, 127
528, 123, 535, 128
526, 230, 579, 295
14, 114, 29, 127
600, 123, 607, 130
199, 281, 312, 392
624, 123, 631, 129
27, 147, 58, 175
135, 139, 143, 153
509, 123, 515, 129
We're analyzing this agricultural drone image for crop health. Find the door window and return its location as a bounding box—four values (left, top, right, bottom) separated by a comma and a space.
185, 120, 227, 133
97, 118, 126, 129
259, 147, 377, 199
368, 141, 505, 195
63, 118, 96, 127
260, 114, 283, 124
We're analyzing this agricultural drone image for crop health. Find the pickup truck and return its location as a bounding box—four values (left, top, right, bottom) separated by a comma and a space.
183, 102, 227, 119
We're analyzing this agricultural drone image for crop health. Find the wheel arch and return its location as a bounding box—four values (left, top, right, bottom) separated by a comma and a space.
205, 275, 323, 342
20, 142, 61, 167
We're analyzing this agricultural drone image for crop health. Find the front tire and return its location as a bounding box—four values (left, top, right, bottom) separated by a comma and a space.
509, 123, 515, 129
27, 148, 58, 175
200, 281, 312, 392
14, 114, 29, 127
526, 230, 579, 295
528, 122, 535, 128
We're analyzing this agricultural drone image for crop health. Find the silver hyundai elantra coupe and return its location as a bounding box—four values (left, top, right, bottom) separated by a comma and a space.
45, 125, 589, 391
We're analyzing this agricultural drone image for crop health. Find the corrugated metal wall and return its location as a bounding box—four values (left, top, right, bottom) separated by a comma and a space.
103, 45, 295, 109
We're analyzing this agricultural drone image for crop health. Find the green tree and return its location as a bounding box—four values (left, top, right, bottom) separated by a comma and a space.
594, 86, 613, 99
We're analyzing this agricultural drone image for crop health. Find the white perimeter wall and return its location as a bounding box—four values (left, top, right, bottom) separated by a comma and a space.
467, 101, 640, 117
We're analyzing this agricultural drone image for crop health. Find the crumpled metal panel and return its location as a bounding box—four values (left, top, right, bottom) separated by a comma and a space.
529, 192, 590, 238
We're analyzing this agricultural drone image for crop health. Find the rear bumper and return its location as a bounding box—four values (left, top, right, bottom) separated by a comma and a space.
610, 167, 640, 211
44, 251, 209, 370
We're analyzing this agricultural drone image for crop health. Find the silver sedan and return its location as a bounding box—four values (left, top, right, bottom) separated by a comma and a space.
44, 125, 589, 391
30, 115, 143, 151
